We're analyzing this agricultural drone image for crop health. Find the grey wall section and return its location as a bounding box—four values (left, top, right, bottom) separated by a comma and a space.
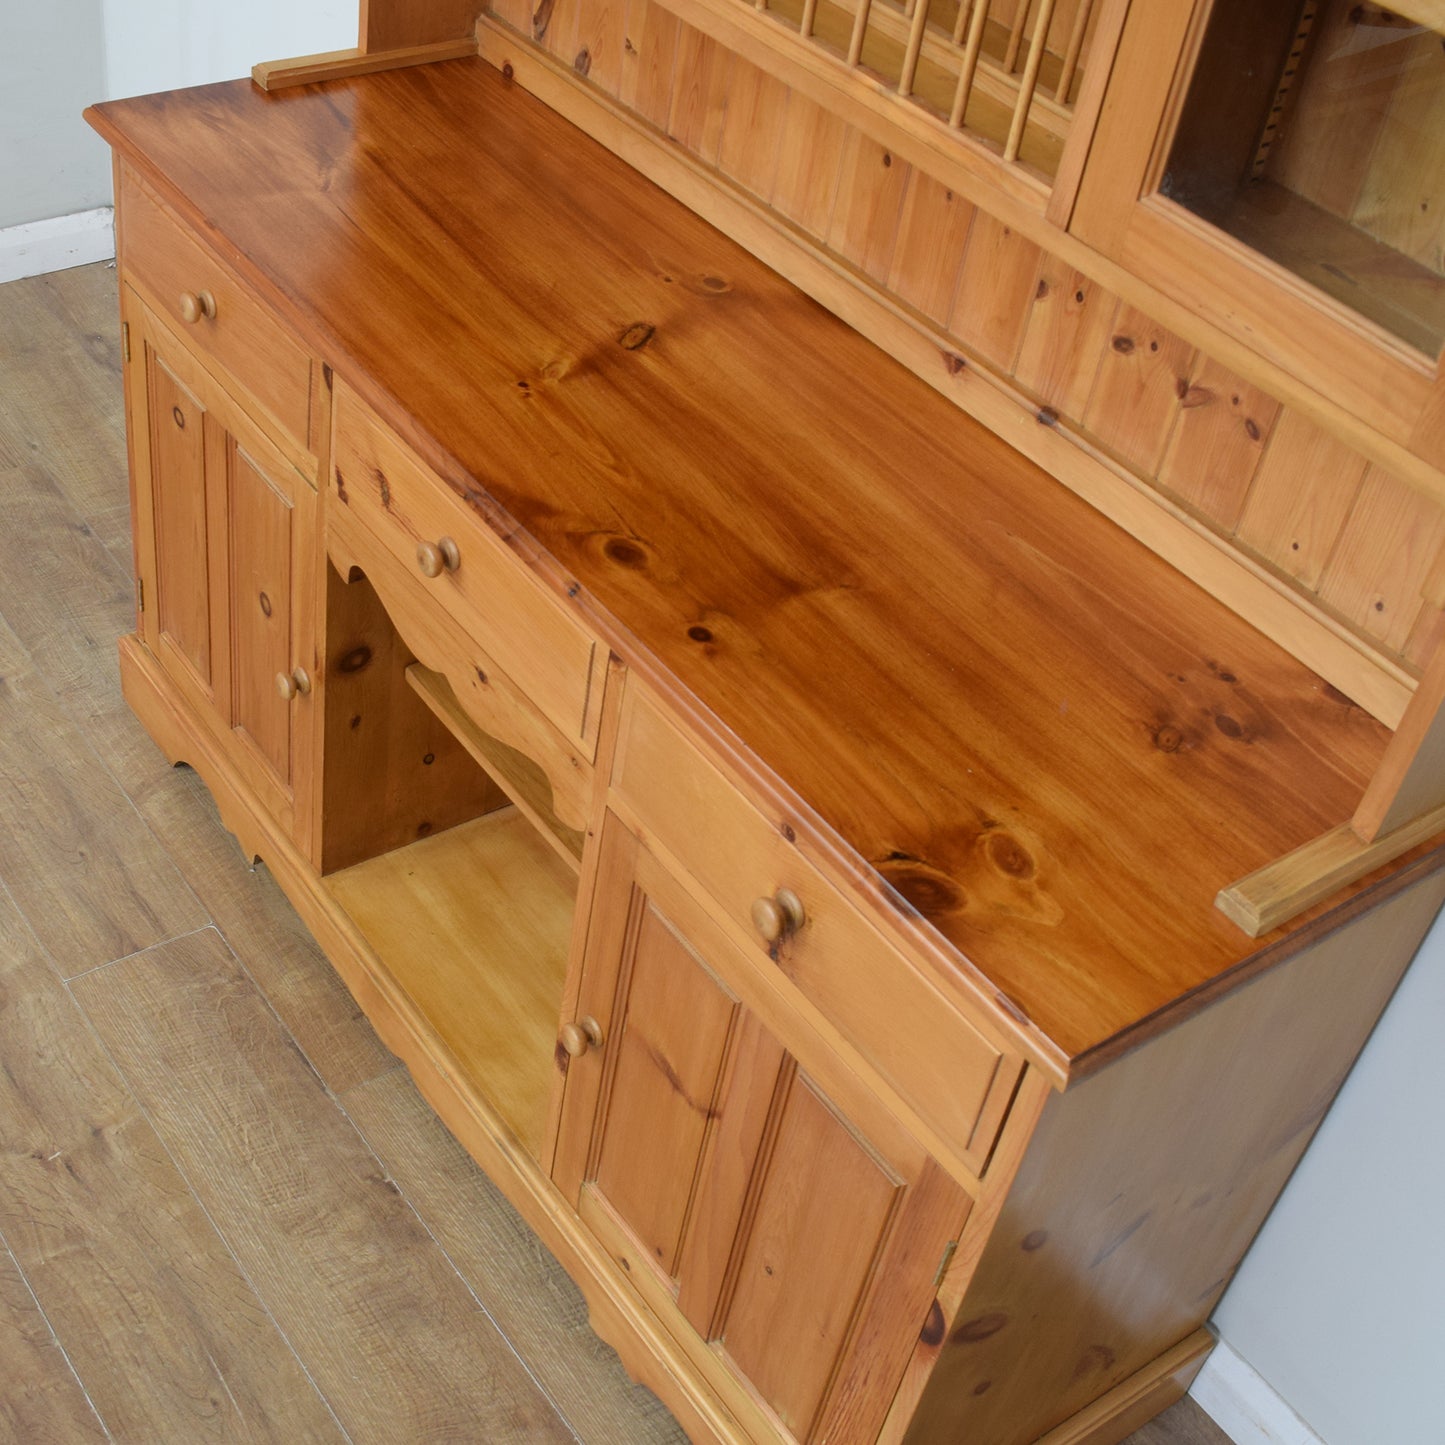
98, 0, 353, 108
0, 0, 112, 228
1211, 916, 1445, 1443
1, 0, 352, 233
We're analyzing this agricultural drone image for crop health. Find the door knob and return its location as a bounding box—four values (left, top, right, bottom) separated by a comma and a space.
559, 1016, 605, 1058
416, 536, 461, 577
275, 666, 312, 700
751, 888, 805, 943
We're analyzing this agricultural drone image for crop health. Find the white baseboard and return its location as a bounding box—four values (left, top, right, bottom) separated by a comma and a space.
0, 208, 115, 285
1190, 1341, 1326, 1445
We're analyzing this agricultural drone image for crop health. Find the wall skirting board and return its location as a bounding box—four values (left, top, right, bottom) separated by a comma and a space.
0, 207, 114, 285
1191, 1342, 1327, 1445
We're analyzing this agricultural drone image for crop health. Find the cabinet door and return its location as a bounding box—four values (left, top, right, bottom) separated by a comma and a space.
1071, 0, 1445, 468
124, 287, 318, 847
554, 816, 967, 1444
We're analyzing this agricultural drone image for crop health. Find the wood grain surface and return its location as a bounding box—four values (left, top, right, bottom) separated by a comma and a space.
326, 809, 577, 1156
0, 897, 341, 1442
907, 861, 1445, 1442
85, 61, 1430, 1066
0, 1243, 107, 1444
69, 928, 577, 1443
0, 610, 207, 975
342, 1066, 688, 1444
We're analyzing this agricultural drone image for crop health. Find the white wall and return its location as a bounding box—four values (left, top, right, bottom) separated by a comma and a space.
1205, 913, 1445, 1444
100, 0, 353, 106
0, 0, 111, 228
0, 0, 353, 235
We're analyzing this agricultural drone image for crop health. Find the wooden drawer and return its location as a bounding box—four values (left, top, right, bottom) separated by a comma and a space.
330, 379, 604, 758
118, 167, 314, 454
612, 685, 1022, 1178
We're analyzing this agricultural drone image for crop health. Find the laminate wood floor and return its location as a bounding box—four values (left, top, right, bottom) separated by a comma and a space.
0, 262, 1235, 1444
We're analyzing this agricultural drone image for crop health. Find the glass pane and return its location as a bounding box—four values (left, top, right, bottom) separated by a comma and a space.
1161, 0, 1445, 358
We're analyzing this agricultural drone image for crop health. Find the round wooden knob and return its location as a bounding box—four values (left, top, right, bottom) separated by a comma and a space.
275, 666, 312, 701
178, 290, 217, 324
559, 1016, 604, 1058
751, 888, 805, 944
415, 536, 461, 578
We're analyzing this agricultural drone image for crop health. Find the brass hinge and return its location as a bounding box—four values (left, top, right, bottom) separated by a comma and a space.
135, 576, 144, 615
121, 320, 131, 363
933, 1238, 958, 1291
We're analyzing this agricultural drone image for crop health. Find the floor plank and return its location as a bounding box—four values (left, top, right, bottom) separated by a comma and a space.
1128, 1396, 1233, 1445
0, 460, 170, 798
133, 766, 395, 1096
343, 1066, 688, 1445
0, 265, 132, 564
0, 1238, 108, 1444
70, 928, 578, 1444
0, 609, 207, 976
0, 890, 343, 1443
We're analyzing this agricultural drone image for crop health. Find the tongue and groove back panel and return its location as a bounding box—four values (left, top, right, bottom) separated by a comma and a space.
476, 0, 1445, 733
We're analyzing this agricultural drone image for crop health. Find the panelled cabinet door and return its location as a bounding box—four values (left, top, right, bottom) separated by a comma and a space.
124, 286, 318, 847
554, 815, 968, 1444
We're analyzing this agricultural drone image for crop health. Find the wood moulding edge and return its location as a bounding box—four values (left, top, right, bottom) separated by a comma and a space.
475, 16, 1413, 729
252, 38, 480, 91
1217, 804, 1445, 938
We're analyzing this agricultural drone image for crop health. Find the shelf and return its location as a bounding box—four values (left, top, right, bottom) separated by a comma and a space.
325, 810, 576, 1158
405, 662, 585, 873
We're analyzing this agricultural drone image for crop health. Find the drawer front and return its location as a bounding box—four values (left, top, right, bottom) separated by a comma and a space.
118, 168, 314, 453
331, 379, 603, 757
612, 686, 1021, 1178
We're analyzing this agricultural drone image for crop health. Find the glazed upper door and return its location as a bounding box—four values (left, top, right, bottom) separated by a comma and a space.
124, 286, 319, 848
1070, 0, 1445, 472
551, 815, 968, 1444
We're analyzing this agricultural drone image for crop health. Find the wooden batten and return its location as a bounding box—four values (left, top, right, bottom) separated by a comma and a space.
253, 39, 479, 91
254, 0, 481, 90
1216, 809, 1445, 939
1218, 595, 1445, 938
1354, 621, 1445, 843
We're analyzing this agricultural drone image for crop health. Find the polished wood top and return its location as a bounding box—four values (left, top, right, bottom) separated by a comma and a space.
88, 60, 1422, 1074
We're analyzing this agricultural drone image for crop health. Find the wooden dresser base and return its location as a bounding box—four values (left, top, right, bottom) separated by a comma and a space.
119, 630, 1216, 1445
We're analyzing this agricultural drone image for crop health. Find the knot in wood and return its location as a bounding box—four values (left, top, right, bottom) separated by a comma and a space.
617, 322, 655, 352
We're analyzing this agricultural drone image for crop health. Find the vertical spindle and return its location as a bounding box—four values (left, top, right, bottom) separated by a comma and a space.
1053, 0, 1095, 102
848, 0, 875, 67
1004, 0, 1055, 161
949, 0, 991, 127
1003, 0, 1032, 72
899, 0, 935, 97
951, 0, 972, 45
